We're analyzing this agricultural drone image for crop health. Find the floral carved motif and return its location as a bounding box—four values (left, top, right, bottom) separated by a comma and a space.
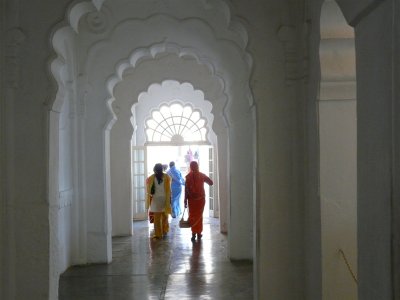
85, 10, 109, 34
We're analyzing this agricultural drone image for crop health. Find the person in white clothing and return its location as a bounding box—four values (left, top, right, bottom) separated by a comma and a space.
146, 163, 172, 239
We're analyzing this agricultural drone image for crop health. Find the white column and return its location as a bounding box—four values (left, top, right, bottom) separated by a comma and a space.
228, 100, 254, 260
84, 89, 112, 263
110, 109, 134, 236
319, 1, 357, 298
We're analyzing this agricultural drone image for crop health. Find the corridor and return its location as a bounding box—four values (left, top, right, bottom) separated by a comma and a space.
59, 217, 253, 299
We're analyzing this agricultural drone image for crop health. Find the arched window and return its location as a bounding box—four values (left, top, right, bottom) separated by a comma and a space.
145, 103, 208, 143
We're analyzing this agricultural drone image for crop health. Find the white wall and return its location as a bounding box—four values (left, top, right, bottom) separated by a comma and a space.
2, 0, 315, 298
58, 95, 75, 271
319, 1, 357, 299
231, 0, 319, 297
110, 100, 134, 236
6, 0, 395, 299
355, 1, 396, 298
1, 1, 72, 298
319, 101, 357, 299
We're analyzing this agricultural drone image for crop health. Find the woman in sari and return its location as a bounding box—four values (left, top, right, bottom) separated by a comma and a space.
146, 163, 172, 239
184, 161, 213, 242
167, 161, 185, 218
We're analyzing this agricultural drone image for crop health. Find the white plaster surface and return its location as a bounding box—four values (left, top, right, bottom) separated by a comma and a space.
2, 0, 398, 299
319, 2, 357, 298
319, 100, 357, 299
356, 1, 395, 298
71, 1, 254, 264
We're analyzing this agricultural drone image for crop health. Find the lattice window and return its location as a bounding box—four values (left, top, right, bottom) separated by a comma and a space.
145, 103, 208, 143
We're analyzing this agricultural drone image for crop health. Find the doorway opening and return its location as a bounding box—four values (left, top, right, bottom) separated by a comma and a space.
132, 144, 216, 221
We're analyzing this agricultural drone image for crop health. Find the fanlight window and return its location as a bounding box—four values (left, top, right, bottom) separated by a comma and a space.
145, 103, 208, 143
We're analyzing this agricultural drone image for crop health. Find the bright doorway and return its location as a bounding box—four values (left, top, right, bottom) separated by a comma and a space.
132, 144, 216, 220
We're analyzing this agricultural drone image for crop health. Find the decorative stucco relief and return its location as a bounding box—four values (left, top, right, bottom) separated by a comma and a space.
139, 81, 213, 117
132, 80, 216, 147
104, 43, 227, 130
6, 28, 26, 89
106, 43, 224, 98
78, 87, 89, 117
58, 189, 74, 209
52, 0, 254, 126
68, 0, 248, 47
277, 23, 310, 85
85, 11, 108, 34
53, 0, 256, 136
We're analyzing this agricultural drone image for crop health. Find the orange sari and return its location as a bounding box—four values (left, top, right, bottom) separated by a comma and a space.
184, 161, 213, 235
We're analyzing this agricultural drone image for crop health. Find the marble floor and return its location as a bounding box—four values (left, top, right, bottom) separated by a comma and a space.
59, 217, 253, 299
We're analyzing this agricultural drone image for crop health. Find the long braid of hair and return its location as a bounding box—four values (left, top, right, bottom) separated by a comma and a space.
153, 163, 164, 184
155, 173, 163, 184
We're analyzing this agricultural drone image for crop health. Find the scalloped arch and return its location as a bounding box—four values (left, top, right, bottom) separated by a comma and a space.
106, 42, 224, 99
86, 13, 250, 68
50, 26, 77, 112
47, 0, 256, 272
145, 102, 209, 143
105, 42, 227, 129
68, 0, 109, 32
136, 80, 215, 144
67, 0, 241, 37
51, 0, 254, 116
138, 80, 213, 115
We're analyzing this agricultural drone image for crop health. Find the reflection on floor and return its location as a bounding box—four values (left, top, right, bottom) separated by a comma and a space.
59, 217, 253, 299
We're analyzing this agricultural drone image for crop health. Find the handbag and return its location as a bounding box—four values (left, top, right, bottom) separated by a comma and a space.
179, 207, 191, 228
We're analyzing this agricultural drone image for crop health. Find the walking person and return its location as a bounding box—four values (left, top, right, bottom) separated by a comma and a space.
146, 163, 172, 239
167, 161, 185, 218
184, 161, 213, 242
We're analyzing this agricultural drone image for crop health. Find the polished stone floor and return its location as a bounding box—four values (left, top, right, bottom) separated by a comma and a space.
59, 217, 253, 299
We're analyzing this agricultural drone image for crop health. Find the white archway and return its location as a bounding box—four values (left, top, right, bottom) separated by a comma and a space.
49, 1, 254, 297
111, 78, 221, 236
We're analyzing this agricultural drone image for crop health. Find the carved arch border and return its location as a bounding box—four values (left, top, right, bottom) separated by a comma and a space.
47, 0, 255, 279
137, 80, 215, 145
50, 0, 254, 116
105, 42, 228, 132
